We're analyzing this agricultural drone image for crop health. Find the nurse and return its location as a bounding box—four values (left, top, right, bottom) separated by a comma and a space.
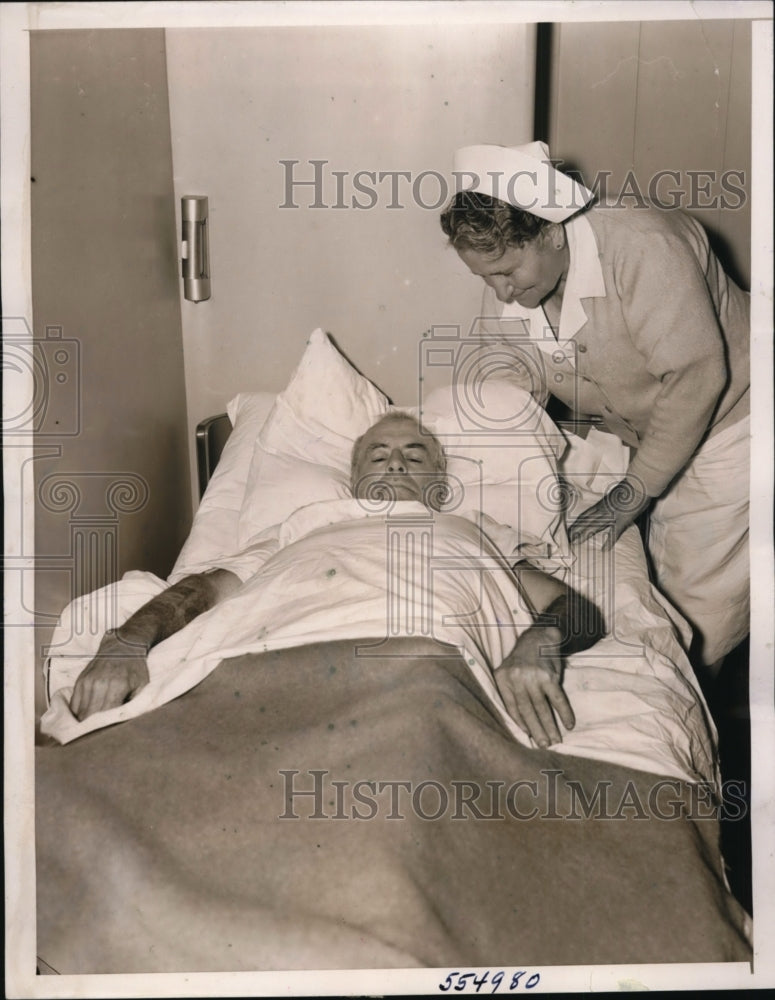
440, 141, 750, 678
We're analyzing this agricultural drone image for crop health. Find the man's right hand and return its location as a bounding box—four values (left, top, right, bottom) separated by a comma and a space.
494, 624, 574, 748
70, 633, 150, 721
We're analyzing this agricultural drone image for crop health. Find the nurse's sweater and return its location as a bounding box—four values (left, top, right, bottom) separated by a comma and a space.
477, 202, 749, 497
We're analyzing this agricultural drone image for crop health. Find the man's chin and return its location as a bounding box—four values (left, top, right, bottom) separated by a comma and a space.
386, 481, 422, 502
364, 477, 422, 503
354, 475, 440, 505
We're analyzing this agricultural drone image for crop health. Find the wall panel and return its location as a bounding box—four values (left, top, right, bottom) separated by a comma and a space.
549, 20, 641, 190
165, 24, 536, 498
30, 28, 191, 720
548, 18, 751, 289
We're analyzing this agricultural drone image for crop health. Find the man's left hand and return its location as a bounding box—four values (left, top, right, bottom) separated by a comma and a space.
494, 625, 574, 748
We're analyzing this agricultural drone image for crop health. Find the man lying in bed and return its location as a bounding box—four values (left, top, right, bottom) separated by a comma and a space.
71, 412, 604, 748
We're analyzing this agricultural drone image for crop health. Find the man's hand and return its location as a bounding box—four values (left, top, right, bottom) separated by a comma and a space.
67, 571, 241, 722
70, 632, 150, 721
494, 624, 575, 748
568, 476, 651, 549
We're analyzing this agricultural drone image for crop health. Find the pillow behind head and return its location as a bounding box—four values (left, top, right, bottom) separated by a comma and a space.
238, 329, 389, 546
235, 331, 571, 570
417, 380, 571, 566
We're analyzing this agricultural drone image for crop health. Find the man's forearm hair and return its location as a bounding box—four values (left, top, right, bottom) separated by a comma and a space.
111, 572, 226, 652
534, 589, 606, 657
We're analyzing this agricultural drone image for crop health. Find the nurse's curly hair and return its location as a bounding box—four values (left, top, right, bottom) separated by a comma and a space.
440, 190, 550, 258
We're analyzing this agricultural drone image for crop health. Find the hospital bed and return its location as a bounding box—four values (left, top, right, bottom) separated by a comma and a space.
35, 330, 752, 974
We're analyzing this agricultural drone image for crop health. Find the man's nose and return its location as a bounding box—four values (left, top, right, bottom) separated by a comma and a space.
386, 449, 406, 473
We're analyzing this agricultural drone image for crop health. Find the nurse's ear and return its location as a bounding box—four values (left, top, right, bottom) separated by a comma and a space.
541, 223, 567, 252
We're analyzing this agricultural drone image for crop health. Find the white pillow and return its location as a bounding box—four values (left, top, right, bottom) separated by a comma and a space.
237, 329, 390, 546
235, 330, 570, 569
169, 391, 276, 582
210, 392, 278, 510
416, 381, 570, 564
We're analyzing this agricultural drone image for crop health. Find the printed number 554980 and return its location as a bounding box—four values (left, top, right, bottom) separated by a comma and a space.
438, 970, 541, 992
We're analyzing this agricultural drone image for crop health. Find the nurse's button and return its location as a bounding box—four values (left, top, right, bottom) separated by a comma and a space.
552, 351, 565, 364
578, 344, 588, 353
554, 373, 564, 383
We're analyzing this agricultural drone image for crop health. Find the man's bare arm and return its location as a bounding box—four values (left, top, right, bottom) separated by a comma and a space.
494, 562, 606, 747
70, 569, 241, 721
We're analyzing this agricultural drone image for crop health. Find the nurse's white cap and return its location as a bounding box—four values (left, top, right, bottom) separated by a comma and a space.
453, 140, 593, 223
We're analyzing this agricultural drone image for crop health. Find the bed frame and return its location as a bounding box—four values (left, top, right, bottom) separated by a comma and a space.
195, 413, 231, 497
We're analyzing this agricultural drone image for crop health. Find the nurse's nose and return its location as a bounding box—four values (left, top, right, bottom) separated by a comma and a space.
491, 276, 514, 303
386, 449, 406, 473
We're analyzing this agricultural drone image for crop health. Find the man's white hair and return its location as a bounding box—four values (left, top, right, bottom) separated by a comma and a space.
350, 411, 447, 488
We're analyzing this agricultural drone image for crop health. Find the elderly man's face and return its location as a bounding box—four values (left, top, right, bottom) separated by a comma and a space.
351, 416, 446, 508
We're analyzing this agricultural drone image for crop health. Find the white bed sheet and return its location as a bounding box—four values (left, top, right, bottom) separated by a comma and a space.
170, 392, 278, 581
41, 493, 716, 787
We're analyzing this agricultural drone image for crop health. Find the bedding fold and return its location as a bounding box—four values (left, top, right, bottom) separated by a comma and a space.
42, 503, 715, 785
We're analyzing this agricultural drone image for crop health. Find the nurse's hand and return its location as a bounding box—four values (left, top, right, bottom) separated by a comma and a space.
494, 624, 574, 748
568, 476, 651, 549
